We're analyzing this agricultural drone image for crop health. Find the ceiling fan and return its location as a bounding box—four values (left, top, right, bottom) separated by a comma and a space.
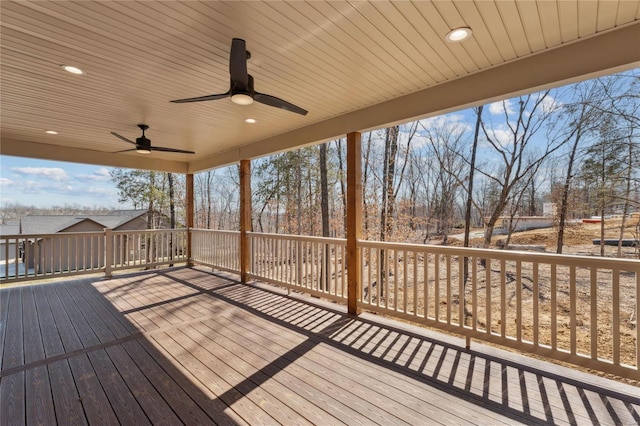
110, 124, 195, 155
170, 38, 308, 116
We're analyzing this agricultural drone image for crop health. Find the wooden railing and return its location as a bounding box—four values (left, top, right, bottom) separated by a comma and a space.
3, 227, 637, 379
193, 231, 639, 379
247, 232, 348, 302
0, 229, 188, 283
191, 229, 240, 273
359, 240, 640, 381
107, 229, 188, 273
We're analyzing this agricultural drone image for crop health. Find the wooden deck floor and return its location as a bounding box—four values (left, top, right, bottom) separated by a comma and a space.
1, 267, 639, 425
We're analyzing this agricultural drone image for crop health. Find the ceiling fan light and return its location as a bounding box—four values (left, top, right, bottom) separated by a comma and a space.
136, 148, 152, 154
60, 64, 85, 75
231, 93, 254, 105
445, 27, 472, 42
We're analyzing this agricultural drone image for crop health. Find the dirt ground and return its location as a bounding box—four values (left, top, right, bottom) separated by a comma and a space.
486, 218, 639, 258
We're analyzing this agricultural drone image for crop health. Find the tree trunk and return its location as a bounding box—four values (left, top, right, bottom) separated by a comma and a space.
362, 133, 372, 237
617, 136, 633, 257
463, 105, 482, 325
336, 139, 348, 238
379, 126, 399, 299
557, 120, 585, 254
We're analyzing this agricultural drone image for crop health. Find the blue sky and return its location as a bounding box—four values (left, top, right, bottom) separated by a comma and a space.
0, 156, 124, 208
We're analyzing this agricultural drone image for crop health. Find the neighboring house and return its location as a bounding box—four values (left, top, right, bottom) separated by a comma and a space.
0, 220, 21, 261
17, 210, 148, 274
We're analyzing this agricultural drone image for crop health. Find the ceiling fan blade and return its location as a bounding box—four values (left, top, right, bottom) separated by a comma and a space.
110, 132, 137, 145
170, 92, 230, 103
254, 92, 308, 115
230, 38, 248, 88
151, 146, 196, 154
113, 148, 136, 153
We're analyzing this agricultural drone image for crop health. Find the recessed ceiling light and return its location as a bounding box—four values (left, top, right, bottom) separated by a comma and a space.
60, 64, 85, 75
245, 118, 257, 124
445, 27, 472, 43
45, 130, 58, 135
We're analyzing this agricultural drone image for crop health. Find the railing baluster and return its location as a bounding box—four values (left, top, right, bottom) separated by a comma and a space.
516, 260, 522, 343
434, 253, 440, 322
533, 262, 539, 346
403, 249, 408, 314
393, 249, 398, 311
551, 264, 557, 351
4, 237, 8, 279
500, 259, 506, 337
413, 250, 418, 317
341, 244, 346, 299
636, 270, 639, 370
424, 250, 429, 319
612, 270, 620, 366
459, 254, 464, 327
472, 256, 477, 331
570, 265, 576, 355
485, 256, 491, 336
446, 254, 451, 324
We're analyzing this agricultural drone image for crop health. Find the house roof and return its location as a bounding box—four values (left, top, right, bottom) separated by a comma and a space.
0, 223, 21, 236
1, 1, 638, 174
17, 210, 147, 235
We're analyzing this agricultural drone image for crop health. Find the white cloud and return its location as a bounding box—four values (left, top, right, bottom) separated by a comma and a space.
489, 128, 512, 147
481, 126, 517, 150
418, 114, 469, 132
539, 94, 562, 114
95, 168, 111, 178
12, 166, 69, 181
80, 187, 115, 196
489, 100, 515, 116
76, 167, 112, 182
0, 178, 14, 187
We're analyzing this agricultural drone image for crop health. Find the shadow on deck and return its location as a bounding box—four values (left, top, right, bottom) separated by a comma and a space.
1, 266, 638, 425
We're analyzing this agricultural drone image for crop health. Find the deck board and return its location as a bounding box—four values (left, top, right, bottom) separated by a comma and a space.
1, 266, 639, 425
2, 287, 23, 369
26, 365, 56, 425
47, 359, 86, 426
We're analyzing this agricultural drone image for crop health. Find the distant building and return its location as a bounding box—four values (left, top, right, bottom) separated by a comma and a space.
543, 203, 557, 218
490, 216, 554, 235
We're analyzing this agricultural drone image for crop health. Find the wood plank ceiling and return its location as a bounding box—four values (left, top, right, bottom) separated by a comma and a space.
1, 1, 639, 173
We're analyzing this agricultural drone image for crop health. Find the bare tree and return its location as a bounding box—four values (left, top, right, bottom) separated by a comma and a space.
478, 92, 564, 246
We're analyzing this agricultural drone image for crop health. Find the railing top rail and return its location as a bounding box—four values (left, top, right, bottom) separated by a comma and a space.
191, 229, 240, 234
358, 239, 640, 270
111, 228, 187, 235
0, 231, 105, 239
1, 228, 189, 240
247, 232, 347, 244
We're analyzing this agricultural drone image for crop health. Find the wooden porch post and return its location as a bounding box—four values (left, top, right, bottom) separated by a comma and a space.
347, 131, 362, 316
186, 173, 194, 267
239, 159, 251, 284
